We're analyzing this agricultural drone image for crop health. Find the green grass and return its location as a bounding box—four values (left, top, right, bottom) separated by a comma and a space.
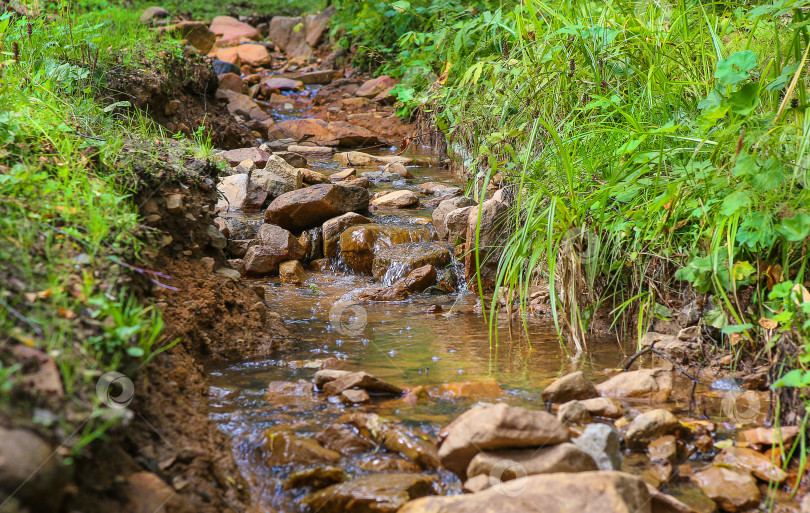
0, 3, 186, 450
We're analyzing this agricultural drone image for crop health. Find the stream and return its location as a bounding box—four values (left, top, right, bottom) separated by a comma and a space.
207, 74, 794, 513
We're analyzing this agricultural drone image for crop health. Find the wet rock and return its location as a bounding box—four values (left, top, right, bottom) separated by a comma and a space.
274, 151, 308, 169
340, 388, 371, 404
330, 168, 357, 181
314, 369, 351, 389
268, 119, 387, 147
372, 242, 451, 285
339, 224, 435, 274
216, 267, 241, 280
316, 424, 375, 455
572, 423, 622, 471
371, 190, 419, 208
464, 199, 510, 290
467, 442, 598, 482
322, 371, 404, 397
279, 260, 306, 284
358, 456, 421, 473
383, 162, 413, 178
335, 151, 412, 167
212, 58, 240, 76
648, 435, 678, 463
221, 147, 270, 168
284, 466, 348, 491
400, 264, 437, 293
738, 426, 800, 446
433, 196, 476, 239
0, 427, 67, 511
542, 371, 598, 403
217, 88, 271, 121
433, 381, 502, 400
245, 227, 305, 276
265, 184, 369, 232
344, 177, 370, 188
304, 227, 324, 262
227, 239, 258, 258
210, 15, 259, 42
645, 483, 698, 513
361, 170, 403, 182
713, 446, 787, 483
438, 403, 570, 478
139, 6, 169, 24
557, 400, 593, 425
262, 77, 304, 93
595, 369, 673, 403
444, 206, 475, 240
382, 429, 440, 470
419, 181, 461, 196
289, 145, 335, 157
337, 412, 386, 443
579, 397, 624, 418
690, 466, 760, 512
300, 473, 436, 513
357, 284, 411, 302
356, 75, 398, 99
298, 70, 338, 85
625, 409, 680, 450
120, 471, 192, 513
216, 174, 268, 211
322, 212, 373, 258
265, 381, 317, 408
400, 471, 651, 513
301, 168, 330, 185
263, 432, 340, 465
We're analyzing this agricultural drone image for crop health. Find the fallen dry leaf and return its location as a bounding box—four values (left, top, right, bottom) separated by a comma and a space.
758, 317, 778, 330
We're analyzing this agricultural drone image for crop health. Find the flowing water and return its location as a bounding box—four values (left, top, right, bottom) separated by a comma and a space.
208, 84, 789, 512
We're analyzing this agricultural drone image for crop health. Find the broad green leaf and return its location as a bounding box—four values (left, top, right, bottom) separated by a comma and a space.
776, 213, 810, 241
729, 82, 760, 115
719, 190, 751, 216
721, 323, 754, 334
772, 369, 810, 388
731, 261, 755, 281
715, 51, 758, 86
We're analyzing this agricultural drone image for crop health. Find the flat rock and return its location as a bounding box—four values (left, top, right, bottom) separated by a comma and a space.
713, 446, 787, 483
625, 409, 680, 450
371, 190, 419, 208
690, 466, 760, 512
542, 371, 598, 403
467, 443, 598, 481
383, 429, 440, 470
301, 168, 330, 185
330, 168, 357, 181
263, 431, 340, 465
437, 403, 569, 478
221, 147, 270, 167
316, 424, 375, 455
356, 75, 398, 99
284, 466, 347, 490
595, 369, 673, 403
322, 371, 403, 397
218, 72, 243, 93
217, 89, 271, 121
264, 184, 369, 231
210, 15, 258, 42
340, 388, 370, 404
579, 397, 624, 418
738, 426, 800, 446
301, 473, 436, 513
262, 77, 304, 92
335, 151, 412, 167
399, 471, 653, 513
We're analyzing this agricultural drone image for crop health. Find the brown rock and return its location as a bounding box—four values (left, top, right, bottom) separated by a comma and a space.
713, 446, 787, 483
738, 426, 800, 446
163, 21, 216, 54
301, 168, 330, 185
227, 239, 258, 258
322, 212, 373, 258
579, 397, 624, 418
399, 471, 653, 513
371, 190, 419, 208
279, 260, 306, 284
334, 151, 411, 167
371, 242, 451, 283
467, 443, 598, 482
339, 224, 435, 274
300, 473, 436, 513
383, 162, 413, 178
330, 168, 357, 181
644, 483, 698, 513
438, 403, 570, 478
383, 429, 440, 470
464, 199, 510, 290
139, 6, 169, 24
263, 431, 340, 465
690, 466, 760, 512
542, 371, 598, 403
322, 371, 404, 397
268, 15, 313, 60
264, 184, 369, 231
0, 428, 67, 511
210, 16, 259, 42
356, 75, 398, 98
625, 409, 680, 450
316, 424, 375, 455
433, 196, 476, 239
121, 471, 192, 513
218, 72, 243, 93
216, 174, 267, 211
217, 89, 271, 121
432, 381, 502, 400
401, 264, 437, 293
221, 147, 270, 167
340, 388, 371, 404
557, 400, 593, 425
236, 44, 271, 67
647, 435, 678, 463
595, 369, 674, 403
445, 206, 475, 240
284, 466, 347, 491
314, 369, 351, 389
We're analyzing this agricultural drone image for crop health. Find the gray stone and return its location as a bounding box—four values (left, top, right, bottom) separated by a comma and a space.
572, 423, 621, 471
432, 196, 476, 239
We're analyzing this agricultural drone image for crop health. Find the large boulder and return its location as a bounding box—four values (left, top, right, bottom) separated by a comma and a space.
300, 473, 436, 513
399, 471, 653, 513
0, 428, 67, 511
432, 197, 476, 239
264, 184, 369, 232
541, 371, 598, 403
464, 199, 510, 290
437, 403, 569, 478
445, 206, 475, 240
335, 151, 412, 167
210, 15, 259, 42
322, 212, 372, 258
216, 173, 267, 211
595, 369, 673, 403
466, 443, 597, 482
338, 224, 436, 274
690, 466, 760, 512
